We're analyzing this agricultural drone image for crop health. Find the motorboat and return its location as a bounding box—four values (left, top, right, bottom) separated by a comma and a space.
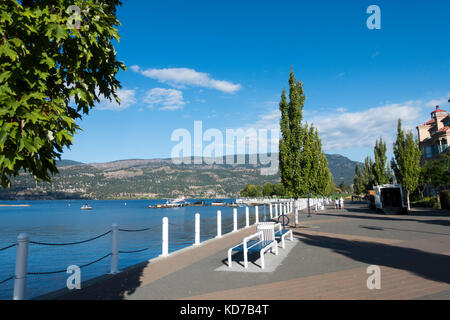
81, 204, 93, 210
148, 198, 190, 208
166, 198, 189, 207
210, 201, 226, 206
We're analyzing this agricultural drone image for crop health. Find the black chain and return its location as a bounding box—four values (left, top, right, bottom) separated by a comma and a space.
27, 253, 112, 275
30, 230, 112, 246
118, 226, 156, 232
0, 276, 14, 285
0, 243, 16, 252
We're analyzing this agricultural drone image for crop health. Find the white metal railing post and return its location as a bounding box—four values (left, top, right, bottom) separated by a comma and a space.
110, 224, 119, 274
194, 213, 200, 245
245, 206, 250, 228
275, 203, 278, 218
162, 217, 169, 256
13, 233, 29, 300
269, 204, 273, 219
295, 202, 299, 226
216, 210, 222, 237
233, 208, 238, 232
255, 206, 259, 224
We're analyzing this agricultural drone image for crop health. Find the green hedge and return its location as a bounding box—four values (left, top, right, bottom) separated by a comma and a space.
440, 190, 450, 209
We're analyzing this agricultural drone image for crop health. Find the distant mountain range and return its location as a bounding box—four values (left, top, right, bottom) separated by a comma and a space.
0, 154, 361, 200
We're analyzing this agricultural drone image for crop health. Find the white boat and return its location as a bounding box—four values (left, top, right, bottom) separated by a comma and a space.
81, 204, 93, 210
210, 201, 226, 206
164, 198, 189, 207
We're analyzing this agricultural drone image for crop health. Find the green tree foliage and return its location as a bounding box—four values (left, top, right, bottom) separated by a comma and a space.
353, 165, 365, 195
273, 183, 286, 197
278, 88, 292, 194
278, 69, 333, 197
262, 182, 275, 197
240, 182, 286, 198
421, 154, 450, 204
240, 184, 262, 197
303, 125, 332, 195
391, 119, 421, 210
362, 156, 375, 191
373, 137, 391, 185
0, 0, 125, 187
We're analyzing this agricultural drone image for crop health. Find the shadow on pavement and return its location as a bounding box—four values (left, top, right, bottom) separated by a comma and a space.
46, 261, 150, 300
293, 231, 450, 284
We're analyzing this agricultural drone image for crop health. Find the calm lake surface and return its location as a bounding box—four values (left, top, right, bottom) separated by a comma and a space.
0, 199, 267, 300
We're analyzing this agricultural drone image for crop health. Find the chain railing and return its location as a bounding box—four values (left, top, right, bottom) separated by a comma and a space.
1, 199, 324, 300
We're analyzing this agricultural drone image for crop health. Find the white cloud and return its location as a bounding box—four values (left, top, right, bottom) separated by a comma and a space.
425, 94, 449, 108
144, 88, 185, 111
97, 89, 137, 111
132, 66, 241, 93
245, 99, 430, 153
309, 100, 422, 150
130, 65, 140, 73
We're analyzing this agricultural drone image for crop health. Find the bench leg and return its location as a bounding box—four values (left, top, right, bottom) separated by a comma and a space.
228, 249, 232, 268
244, 250, 248, 268
289, 230, 293, 241
274, 242, 278, 255
281, 235, 285, 249
260, 249, 265, 269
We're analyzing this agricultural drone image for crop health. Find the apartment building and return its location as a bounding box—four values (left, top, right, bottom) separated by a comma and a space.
416, 103, 450, 160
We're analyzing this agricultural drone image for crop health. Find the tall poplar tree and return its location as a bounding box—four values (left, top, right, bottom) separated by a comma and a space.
278, 89, 292, 195
391, 119, 421, 210
373, 137, 391, 185
278, 68, 332, 197
353, 165, 364, 195
279, 68, 306, 197
362, 156, 375, 191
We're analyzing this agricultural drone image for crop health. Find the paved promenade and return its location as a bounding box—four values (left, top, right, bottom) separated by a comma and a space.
43, 202, 450, 300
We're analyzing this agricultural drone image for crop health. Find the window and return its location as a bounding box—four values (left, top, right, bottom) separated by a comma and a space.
432, 144, 440, 156
442, 139, 448, 153
425, 146, 432, 158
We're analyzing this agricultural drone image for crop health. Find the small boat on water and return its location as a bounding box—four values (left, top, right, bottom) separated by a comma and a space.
81, 204, 93, 210
210, 201, 226, 206
148, 198, 190, 208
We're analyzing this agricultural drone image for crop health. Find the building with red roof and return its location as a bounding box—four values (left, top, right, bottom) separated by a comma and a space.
416, 103, 450, 160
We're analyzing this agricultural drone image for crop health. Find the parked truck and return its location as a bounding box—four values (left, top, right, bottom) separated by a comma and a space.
373, 184, 407, 214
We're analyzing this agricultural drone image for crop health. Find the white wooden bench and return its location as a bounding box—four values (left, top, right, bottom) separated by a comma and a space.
227, 230, 278, 269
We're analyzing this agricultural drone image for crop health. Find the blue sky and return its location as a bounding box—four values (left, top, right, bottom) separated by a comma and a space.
62, 0, 450, 164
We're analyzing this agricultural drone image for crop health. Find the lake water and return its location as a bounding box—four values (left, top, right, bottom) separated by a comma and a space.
0, 199, 267, 300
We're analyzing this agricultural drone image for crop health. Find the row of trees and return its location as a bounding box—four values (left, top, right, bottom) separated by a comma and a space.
354, 119, 449, 209
240, 182, 286, 198
278, 69, 334, 197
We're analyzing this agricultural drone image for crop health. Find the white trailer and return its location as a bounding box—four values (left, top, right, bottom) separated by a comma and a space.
373, 184, 407, 214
